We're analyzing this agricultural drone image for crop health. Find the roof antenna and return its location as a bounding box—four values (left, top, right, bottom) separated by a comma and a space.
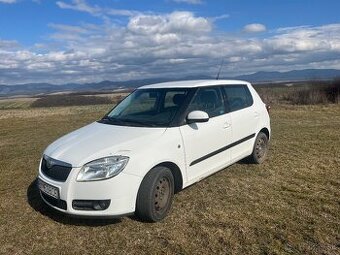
216, 58, 225, 80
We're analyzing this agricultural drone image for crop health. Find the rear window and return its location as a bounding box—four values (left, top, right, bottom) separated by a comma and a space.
223, 85, 253, 112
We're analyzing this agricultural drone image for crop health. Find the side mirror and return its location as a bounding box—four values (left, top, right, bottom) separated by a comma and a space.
186, 110, 209, 124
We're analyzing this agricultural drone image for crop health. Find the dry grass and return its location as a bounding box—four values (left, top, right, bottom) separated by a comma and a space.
0, 97, 36, 110
31, 95, 113, 108
0, 104, 339, 255
255, 80, 340, 105
0, 92, 128, 110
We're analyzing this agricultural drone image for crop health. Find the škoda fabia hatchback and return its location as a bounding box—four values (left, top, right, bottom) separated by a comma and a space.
37, 80, 270, 222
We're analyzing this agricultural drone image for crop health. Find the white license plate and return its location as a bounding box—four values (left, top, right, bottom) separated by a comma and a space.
37, 179, 59, 199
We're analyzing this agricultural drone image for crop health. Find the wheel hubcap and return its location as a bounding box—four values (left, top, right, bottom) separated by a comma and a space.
255, 138, 267, 159
154, 177, 170, 212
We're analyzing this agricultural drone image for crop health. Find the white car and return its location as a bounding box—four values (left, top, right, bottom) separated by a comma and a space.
37, 80, 270, 222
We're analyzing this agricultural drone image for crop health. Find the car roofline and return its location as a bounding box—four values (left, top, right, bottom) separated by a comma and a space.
138, 79, 251, 89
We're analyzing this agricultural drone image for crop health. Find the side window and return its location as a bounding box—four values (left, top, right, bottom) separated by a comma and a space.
223, 85, 253, 112
187, 87, 225, 118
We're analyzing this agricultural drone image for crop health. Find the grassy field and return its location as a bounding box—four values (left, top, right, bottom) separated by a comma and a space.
0, 104, 339, 254
0, 97, 36, 110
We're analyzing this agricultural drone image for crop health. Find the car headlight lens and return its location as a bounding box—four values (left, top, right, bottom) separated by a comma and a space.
77, 156, 129, 182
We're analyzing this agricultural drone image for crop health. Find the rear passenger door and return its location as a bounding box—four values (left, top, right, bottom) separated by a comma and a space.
180, 86, 232, 182
223, 85, 258, 161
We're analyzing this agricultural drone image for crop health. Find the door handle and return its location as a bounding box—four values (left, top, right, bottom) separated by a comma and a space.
223, 122, 231, 129
254, 112, 260, 118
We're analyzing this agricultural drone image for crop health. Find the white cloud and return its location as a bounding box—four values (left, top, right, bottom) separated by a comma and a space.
265, 24, 340, 53
49, 23, 88, 34
106, 9, 141, 17
56, 0, 101, 15
0, 5, 340, 85
0, 0, 17, 3
172, 0, 203, 4
128, 11, 212, 35
0, 39, 19, 49
210, 14, 230, 22
56, 0, 140, 17
243, 23, 266, 33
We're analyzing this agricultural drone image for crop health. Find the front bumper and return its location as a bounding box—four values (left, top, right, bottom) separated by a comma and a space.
38, 165, 142, 217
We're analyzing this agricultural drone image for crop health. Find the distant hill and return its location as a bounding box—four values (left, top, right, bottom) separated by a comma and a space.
1, 69, 339, 97
233, 69, 340, 82
0, 79, 167, 97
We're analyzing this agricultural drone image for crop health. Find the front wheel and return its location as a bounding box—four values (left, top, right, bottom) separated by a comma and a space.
135, 166, 174, 222
248, 132, 269, 164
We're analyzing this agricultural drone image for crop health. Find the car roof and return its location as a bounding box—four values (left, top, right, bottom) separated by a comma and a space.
139, 79, 250, 89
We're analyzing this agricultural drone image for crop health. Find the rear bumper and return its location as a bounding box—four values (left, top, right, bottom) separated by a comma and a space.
37, 167, 142, 217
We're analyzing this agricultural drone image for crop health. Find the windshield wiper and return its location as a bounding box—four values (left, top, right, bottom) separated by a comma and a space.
99, 116, 159, 127
100, 116, 111, 121
99, 116, 126, 125
117, 118, 159, 127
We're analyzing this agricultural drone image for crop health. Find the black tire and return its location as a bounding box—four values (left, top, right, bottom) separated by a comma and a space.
248, 132, 269, 164
135, 166, 174, 222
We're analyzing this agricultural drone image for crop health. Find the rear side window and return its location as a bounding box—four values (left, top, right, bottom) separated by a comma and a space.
223, 85, 253, 112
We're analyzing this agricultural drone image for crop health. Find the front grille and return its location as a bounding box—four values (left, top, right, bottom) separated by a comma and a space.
41, 157, 72, 182
41, 192, 67, 210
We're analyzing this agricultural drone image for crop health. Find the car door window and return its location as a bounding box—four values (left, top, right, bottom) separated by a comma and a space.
223, 85, 253, 112
187, 87, 225, 117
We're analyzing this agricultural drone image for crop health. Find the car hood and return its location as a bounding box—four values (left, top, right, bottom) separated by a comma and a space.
44, 122, 166, 167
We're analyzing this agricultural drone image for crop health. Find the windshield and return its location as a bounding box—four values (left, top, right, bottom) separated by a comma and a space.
101, 88, 190, 127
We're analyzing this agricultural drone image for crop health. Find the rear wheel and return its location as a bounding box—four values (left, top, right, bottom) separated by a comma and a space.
135, 166, 174, 222
248, 132, 269, 164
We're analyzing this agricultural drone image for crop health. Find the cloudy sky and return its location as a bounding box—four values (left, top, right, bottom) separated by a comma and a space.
0, 0, 340, 85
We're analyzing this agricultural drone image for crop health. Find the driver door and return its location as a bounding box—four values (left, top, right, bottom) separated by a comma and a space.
179, 86, 232, 182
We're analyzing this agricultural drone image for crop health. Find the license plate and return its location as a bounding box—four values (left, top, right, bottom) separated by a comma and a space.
37, 179, 60, 199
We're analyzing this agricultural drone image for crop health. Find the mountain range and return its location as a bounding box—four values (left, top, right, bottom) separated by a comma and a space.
1, 69, 340, 97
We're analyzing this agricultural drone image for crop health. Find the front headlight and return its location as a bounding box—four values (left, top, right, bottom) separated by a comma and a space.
77, 156, 129, 182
